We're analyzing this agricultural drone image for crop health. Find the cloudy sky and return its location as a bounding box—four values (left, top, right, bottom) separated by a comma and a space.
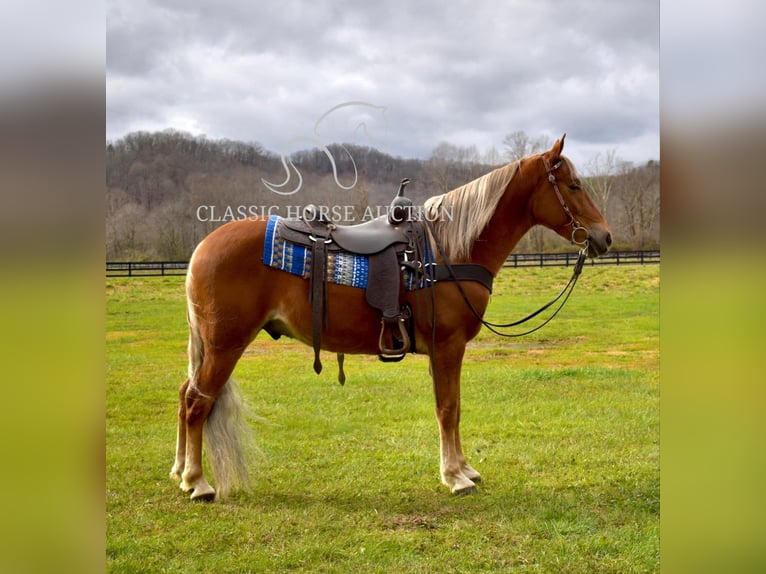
106, 0, 659, 168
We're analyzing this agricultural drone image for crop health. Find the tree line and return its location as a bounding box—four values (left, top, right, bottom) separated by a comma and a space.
106, 129, 659, 260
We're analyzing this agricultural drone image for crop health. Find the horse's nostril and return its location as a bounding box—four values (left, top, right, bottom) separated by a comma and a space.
606, 232, 612, 247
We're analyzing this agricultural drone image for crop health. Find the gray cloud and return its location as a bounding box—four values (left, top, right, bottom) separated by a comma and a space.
107, 0, 659, 166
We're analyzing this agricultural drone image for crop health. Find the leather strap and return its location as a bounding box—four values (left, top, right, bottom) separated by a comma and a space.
309, 230, 330, 374
427, 263, 494, 293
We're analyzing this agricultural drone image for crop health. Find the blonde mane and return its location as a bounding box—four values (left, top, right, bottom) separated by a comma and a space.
423, 161, 520, 261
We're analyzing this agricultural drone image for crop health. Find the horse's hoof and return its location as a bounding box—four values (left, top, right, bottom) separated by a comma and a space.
180, 476, 216, 501
189, 483, 216, 501
462, 467, 482, 483
190, 489, 216, 502
452, 483, 478, 496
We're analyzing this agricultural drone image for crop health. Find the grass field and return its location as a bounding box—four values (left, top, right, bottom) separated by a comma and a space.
106, 264, 659, 573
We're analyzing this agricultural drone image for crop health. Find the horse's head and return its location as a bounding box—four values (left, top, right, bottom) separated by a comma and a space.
529, 135, 612, 258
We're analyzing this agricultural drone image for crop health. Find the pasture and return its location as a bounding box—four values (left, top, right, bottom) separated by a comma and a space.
106, 264, 658, 573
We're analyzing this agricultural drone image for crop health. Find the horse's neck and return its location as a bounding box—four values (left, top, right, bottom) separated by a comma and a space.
470, 186, 533, 274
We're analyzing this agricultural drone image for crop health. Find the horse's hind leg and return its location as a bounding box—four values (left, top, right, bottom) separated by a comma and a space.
179, 346, 244, 501
169, 378, 191, 481
179, 382, 217, 500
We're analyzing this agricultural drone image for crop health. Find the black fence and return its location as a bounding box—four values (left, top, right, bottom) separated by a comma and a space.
503, 249, 660, 268
106, 261, 189, 277
106, 250, 659, 277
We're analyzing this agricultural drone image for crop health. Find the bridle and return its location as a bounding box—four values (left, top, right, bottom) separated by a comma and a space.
542, 155, 590, 249
424, 154, 591, 338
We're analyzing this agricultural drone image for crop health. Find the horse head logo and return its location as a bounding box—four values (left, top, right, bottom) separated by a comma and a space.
262, 101, 388, 196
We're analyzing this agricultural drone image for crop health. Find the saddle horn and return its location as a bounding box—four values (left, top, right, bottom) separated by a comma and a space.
388, 178, 413, 225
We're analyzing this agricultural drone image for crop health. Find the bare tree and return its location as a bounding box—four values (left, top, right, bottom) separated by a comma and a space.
616, 161, 660, 249
424, 142, 459, 194
526, 227, 547, 252
107, 201, 150, 260
502, 131, 551, 162
148, 200, 198, 260
482, 145, 503, 166
353, 182, 371, 223
584, 149, 620, 218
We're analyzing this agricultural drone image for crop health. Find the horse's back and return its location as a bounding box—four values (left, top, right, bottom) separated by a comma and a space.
189, 217, 446, 355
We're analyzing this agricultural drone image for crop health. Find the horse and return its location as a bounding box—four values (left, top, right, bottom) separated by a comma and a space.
170, 135, 612, 501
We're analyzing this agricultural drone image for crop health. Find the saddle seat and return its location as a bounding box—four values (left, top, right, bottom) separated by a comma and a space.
281, 214, 410, 254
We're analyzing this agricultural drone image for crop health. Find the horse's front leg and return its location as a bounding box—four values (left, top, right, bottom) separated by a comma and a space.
430, 342, 480, 494
454, 425, 482, 484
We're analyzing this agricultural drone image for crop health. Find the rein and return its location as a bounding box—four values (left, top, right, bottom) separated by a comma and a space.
425, 156, 590, 338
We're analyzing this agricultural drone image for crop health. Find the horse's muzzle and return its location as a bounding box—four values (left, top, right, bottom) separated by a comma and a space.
586, 224, 612, 258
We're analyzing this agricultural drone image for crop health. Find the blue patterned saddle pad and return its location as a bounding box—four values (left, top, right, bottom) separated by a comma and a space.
262, 215, 430, 290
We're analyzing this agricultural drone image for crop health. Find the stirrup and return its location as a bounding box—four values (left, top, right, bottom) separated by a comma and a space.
378, 314, 410, 360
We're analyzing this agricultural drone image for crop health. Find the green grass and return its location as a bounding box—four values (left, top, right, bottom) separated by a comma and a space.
106, 264, 658, 573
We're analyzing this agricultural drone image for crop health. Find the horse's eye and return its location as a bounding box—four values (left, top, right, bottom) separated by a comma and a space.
568, 184, 580, 191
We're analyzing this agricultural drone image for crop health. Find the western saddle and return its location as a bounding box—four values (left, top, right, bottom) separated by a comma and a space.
277, 179, 426, 373
276, 178, 495, 379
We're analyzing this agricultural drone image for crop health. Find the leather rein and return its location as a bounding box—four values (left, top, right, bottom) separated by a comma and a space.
426, 156, 590, 338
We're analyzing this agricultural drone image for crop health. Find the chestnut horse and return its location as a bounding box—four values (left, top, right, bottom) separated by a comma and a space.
170, 135, 611, 501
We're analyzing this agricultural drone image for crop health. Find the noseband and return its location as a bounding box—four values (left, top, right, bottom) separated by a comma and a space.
542, 157, 590, 248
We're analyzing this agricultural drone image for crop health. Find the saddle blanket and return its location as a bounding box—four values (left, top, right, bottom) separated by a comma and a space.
262, 215, 430, 290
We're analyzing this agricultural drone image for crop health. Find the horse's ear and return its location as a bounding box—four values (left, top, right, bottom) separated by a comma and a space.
549, 133, 566, 159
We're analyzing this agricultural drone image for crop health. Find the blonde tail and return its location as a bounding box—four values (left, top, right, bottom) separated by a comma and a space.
203, 377, 256, 499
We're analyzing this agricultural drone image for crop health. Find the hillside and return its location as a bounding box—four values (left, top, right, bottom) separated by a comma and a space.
106, 130, 658, 260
